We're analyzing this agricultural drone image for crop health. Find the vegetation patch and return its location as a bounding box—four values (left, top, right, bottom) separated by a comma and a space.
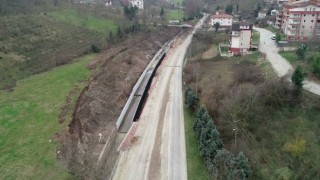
0, 54, 95, 179
184, 106, 210, 180
49, 9, 117, 33
184, 31, 320, 179
166, 9, 184, 21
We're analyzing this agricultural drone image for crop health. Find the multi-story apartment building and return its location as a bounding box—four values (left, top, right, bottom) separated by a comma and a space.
229, 22, 253, 55
282, 0, 320, 41
275, 11, 284, 28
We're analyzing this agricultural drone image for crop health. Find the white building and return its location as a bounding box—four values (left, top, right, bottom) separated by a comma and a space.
229, 22, 253, 55
130, 0, 144, 10
210, 13, 233, 28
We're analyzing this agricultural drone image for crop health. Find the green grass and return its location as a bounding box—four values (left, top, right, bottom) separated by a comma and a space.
0, 54, 96, 179
184, 106, 210, 180
265, 25, 281, 34
279, 51, 299, 63
252, 30, 260, 44
49, 9, 117, 33
166, 9, 184, 21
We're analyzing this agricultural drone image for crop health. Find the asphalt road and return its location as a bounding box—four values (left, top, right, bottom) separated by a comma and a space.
254, 27, 320, 96
112, 15, 207, 180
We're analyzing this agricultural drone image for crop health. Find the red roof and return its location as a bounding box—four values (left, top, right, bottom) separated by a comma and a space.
211, 14, 233, 19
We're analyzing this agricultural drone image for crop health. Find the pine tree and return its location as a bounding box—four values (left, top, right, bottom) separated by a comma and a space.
229, 152, 251, 180
291, 65, 306, 91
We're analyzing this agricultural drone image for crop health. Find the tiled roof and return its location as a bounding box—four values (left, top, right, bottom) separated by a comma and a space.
211, 14, 233, 19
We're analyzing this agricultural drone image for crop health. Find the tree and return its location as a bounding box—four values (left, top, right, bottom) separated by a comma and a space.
311, 56, 320, 77
229, 152, 251, 180
199, 120, 220, 159
160, 7, 164, 17
236, 4, 239, 12
275, 33, 281, 43
214, 22, 220, 32
117, 26, 123, 39
184, 88, 198, 111
291, 65, 306, 91
123, 5, 137, 20
225, 4, 233, 15
296, 43, 307, 60
213, 149, 234, 179
193, 107, 206, 135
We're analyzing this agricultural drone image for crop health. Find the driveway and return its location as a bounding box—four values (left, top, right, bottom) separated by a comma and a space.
254, 27, 320, 95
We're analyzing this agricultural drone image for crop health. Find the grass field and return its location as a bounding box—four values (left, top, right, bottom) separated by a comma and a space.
49, 9, 117, 33
0, 54, 95, 179
252, 30, 260, 44
279, 51, 299, 63
184, 106, 211, 180
166, 9, 184, 21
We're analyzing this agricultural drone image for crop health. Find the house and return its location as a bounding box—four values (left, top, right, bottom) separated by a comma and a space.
105, 0, 112, 7
281, 0, 320, 41
258, 10, 268, 19
210, 13, 233, 28
229, 22, 253, 55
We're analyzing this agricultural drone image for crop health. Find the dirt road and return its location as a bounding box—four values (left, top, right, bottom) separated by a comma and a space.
254, 27, 320, 95
112, 15, 207, 180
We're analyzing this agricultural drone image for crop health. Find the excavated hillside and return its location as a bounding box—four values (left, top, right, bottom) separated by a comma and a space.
57, 26, 184, 179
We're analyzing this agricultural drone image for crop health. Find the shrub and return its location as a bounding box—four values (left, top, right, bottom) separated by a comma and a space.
291, 65, 306, 91
184, 87, 198, 111
311, 56, 320, 77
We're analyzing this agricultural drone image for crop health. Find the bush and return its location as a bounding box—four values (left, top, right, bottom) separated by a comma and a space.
291, 65, 306, 91
233, 63, 264, 84
311, 56, 320, 77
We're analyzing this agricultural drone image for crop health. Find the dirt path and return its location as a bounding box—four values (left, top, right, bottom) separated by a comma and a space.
254, 27, 320, 96
112, 15, 207, 180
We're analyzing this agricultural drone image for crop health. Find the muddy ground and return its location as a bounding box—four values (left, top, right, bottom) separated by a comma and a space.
57, 26, 185, 179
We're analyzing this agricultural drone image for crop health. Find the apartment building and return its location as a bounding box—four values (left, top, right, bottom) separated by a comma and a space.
282, 0, 320, 41
229, 22, 253, 55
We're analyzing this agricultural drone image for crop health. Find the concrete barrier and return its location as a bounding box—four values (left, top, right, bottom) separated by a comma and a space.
116, 41, 172, 131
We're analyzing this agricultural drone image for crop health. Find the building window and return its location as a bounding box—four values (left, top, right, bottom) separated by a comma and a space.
312, 14, 315, 16
304, 14, 306, 16
304, 20, 306, 22
311, 20, 314, 23
313, 8, 316, 11
302, 25, 305, 28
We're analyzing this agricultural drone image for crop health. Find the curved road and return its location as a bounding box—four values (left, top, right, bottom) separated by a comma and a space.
112, 15, 207, 180
254, 27, 320, 95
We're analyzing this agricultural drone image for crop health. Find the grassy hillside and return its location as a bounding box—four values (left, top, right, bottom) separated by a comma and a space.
0, 54, 95, 179
49, 9, 117, 33
0, 6, 121, 90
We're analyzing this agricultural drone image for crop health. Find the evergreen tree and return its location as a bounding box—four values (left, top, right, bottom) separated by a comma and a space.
229, 152, 251, 180
213, 149, 234, 179
296, 43, 307, 60
214, 22, 220, 32
291, 65, 306, 91
193, 106, 206, 134
184, 88, 198, 110
160, 7, 164, 17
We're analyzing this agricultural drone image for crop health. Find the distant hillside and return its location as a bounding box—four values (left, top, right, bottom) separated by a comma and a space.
0, 2, 126, 90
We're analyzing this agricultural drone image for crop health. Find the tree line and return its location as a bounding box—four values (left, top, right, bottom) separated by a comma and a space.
185, 88, 251, 179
